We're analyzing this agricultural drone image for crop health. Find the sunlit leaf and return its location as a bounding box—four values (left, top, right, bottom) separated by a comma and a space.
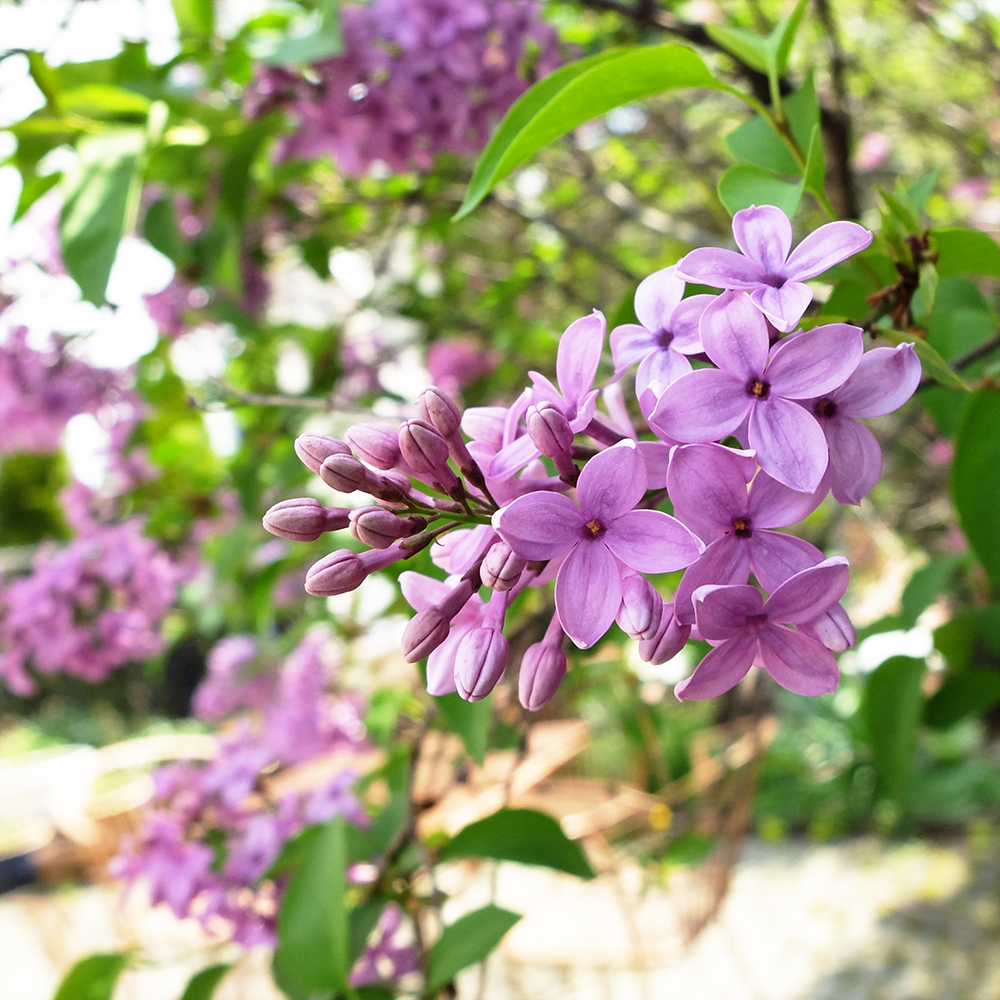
425, 905, 521, 993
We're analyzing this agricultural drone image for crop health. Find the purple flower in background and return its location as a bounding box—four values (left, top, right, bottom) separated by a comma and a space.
610, 266, 713, 395
676, 557, 849, 700
667, 443, 827, 624
675, 205, 873, 332
494, 440, 703, 648
192, 636, 272, 721
350, 904, 420, 988
426, 336, 498, 394
808, 343, 921, 504
651, 291, 864, 492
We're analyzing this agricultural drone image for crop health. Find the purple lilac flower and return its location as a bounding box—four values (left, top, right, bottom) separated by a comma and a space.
350, 903, 420, 988
676, 557, 849, 700
674, 205, 873, 332
494, 440, 703, 648
650, 291, 864, 492
609, 265, 713, 395
192, 636, 273, 722
807, 343, 921, 504
427, 336, 498, 395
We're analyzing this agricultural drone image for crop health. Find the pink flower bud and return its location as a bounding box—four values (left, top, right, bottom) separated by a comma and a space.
319, 453, 369, 493
401, 608, 451, 662
305, 550, 366, 596
518, 638, 567, 712
455, 627, 509, 701
346, 423, 402, 470
399, 419, 450, 474
639, 603, 690, 665
617, 574, 663, 640
801, 604, 856, 653
417, 387, 462, 438
263, 498, 351, 542
294, 434, 350, 474
527, 402, 573, 457
481, 540, 527, 591
349, 505, 426, 549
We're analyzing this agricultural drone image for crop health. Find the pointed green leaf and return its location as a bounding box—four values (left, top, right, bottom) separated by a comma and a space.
27, 52, 61, 112
439, 808, 596, 879
426, 905, 522, 993
434, 691, 492, 765
454, 45, 734, 221
877, 186, 921, 234
59, 127, 145, 305
718, 164, 803, 218
172, 0, 215, 38
877, 327, 969, 392
802, 123, 825, 197
919, 261, 939, 317
932, 227, 1000, 279
704, 24, 769, 73
924, 671, 1000, 729
179, 963, 232, 1000
907, 169, 939, 213
771, 0, 811, 76
53, 953, 128, 1000
953, 391, 1000, 590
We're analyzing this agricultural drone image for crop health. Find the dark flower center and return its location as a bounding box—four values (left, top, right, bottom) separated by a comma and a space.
763, 274, 786, 288
749, 379, 770, 400
748, 613, 769, 627
584, 518, 604, 538
733, 517, 753, 538
657, 328, 674, 349
814, 397, 838, 418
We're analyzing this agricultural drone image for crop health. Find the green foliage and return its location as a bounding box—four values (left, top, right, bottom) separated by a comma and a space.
439, 808, 596, 879
425, 905, 522, 993
433, 691, 492, 765
179, 964, 232, 1000
52, 953, 128, 1000
718, 165, 803, 217
932, 228, 1000, 279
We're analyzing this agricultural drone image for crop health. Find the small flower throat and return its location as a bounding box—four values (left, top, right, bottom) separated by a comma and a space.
733, 517, 753, 538
584, 519, 603, 537
749, 379, 770, 400
814, 397, 837, 418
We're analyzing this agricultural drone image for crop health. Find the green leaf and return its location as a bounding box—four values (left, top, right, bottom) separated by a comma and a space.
802, 123, 825, 198
924, 671, 1000, 729
877, 186, 921, 234
27, 52, 61, 112
953, 391, 1000, 590
919, 261, 939, 317
14, 171, 61, 221
900, 557, 959, 629
877, 327, 969, 392
704, 23, 769, 73
349, 896, 389, 964
718, 164, 803, 217
253, 0, 343, 65
907, 169, 939, 213
219, 120, 270, 222
274, 816, 350, 996
425, 905, 522, 993
771, 0, 810, 76
53, 953, 128, 1000
59, 127, 145, 305
862, 656, 925, 804
439, 808, 596, 879
454, 45, 734, 221
925, 308, 997, 364
179, 963, 232, 1000
61, 84, 152, 119
172, 0, 214, 38
143, 198, 190, 266
934, 611, 977, 672
932, 228, 1000, 279
265, 822, 321, 880
434, 691, 492, 765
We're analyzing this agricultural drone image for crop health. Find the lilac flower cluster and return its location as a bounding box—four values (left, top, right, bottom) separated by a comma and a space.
0, 508, 186, 695
112, 631, 375, 949
247, 0, 561, 175
0, 327, 132, 455
264, 206, 921, 708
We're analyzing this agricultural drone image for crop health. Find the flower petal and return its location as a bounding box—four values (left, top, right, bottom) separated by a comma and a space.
763, 556, 850, 624
425, 626, 466, 695
732, 204, 793, 274
674, 632, 756, 700
554, 540, 622, 648
494, 492, 585, 560
824, 415, 882, 505
576, 439, 648, 523
489, 433, 540, 481
783, 220, 873, 281
650, 368, 751, 443
800, 603, 856, 653
634, 265, 685, 332
399, 572, 452, 612
637, 441, 673, 490
692, 582, 763, 638
669, 294, 714, 353
700, 290, 769, 379
605, 509, 704, 573
749, 398, 828, 493
766, 324, 864, 398
835, 344, 922, 418
757, 623, 839, 695
748, 530, 824, 593
667, 442, 755, 539
673, 247, 764, 289
610, 323, 658, 378
556, 310, 605, 405
750, 282, 815, 333
673, 536, 752, 625
635, 348, 693, 395
748, 469, 827, 528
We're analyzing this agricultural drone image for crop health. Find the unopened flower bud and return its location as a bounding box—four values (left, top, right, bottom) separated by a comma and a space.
263, 498, 351, 542
481, 540, 527, 591
294, 434, 350, 474
417, 386, 462, 438
518, 630, 567, 712
802, 604, 856, 653
349, 505, 426, 549
399, 419, 450, 474
455, 627, 509, 702
319, 453, 369, 493
617, 574, 663, 640
527, 402, 573, 458
346, 423, 402, 470
305, 550, 366, 596
401, 608, 451, 662
639, 603, 690, 665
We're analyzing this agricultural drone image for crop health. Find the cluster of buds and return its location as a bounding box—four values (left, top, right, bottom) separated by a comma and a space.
265, 206, 923, 711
